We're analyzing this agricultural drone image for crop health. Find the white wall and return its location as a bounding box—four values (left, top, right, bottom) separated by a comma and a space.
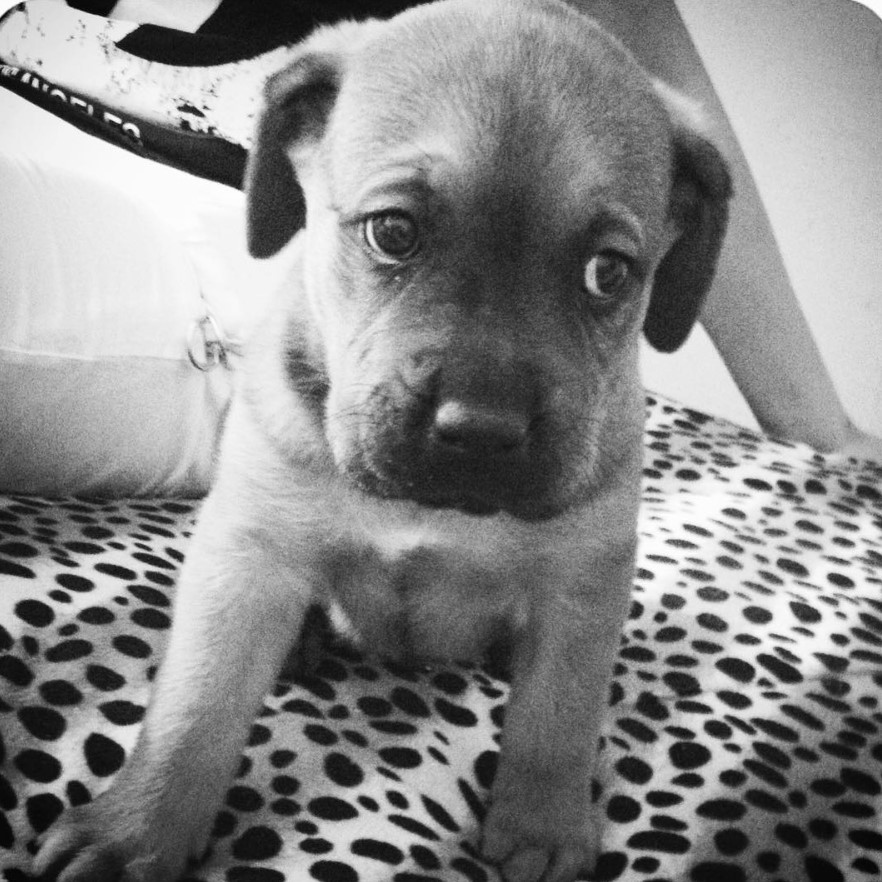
642, 0, 882, 436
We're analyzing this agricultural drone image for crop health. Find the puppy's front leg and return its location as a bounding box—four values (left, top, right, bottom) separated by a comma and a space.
33, 498, 311, 882
481, 538, 634, 882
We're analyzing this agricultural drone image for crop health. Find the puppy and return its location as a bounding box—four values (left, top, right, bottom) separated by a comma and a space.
35, 1, 730, 880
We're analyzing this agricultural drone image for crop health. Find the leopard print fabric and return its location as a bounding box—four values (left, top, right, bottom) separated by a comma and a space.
2, 395, 881, 882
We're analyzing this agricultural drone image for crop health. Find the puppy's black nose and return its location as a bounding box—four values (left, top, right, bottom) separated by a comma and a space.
432, 400, 530, 454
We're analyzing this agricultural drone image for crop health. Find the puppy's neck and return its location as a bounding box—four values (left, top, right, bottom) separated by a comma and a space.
240, 239, 333, 474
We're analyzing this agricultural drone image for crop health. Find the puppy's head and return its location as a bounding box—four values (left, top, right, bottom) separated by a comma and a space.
246, 0, 731, 520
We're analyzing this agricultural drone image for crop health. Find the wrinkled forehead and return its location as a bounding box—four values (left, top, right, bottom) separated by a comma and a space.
325, 4, 673, 214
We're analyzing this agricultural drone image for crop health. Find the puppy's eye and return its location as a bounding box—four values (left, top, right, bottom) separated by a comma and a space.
363, 212, 419, 261
583, 251, 632, 301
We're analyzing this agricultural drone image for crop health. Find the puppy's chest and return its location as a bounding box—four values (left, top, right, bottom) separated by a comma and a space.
329, 532, 530, 663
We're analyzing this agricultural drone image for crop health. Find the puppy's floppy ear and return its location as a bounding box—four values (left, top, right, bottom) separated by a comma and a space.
643, 83, 733, 352
245, 43, 343, 258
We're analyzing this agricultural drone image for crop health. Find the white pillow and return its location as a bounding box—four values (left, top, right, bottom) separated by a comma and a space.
0, 88, 285, 497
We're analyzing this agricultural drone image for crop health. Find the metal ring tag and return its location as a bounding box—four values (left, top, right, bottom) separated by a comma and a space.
187, 312, 240, 372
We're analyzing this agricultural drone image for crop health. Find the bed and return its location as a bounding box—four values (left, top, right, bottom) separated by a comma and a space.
2, 395, 881, 881
2, 3, 881, 881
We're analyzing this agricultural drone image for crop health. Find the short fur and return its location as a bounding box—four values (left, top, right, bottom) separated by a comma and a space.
35, 2, 731, 881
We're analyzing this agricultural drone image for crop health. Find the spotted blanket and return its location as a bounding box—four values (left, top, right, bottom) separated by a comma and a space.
2, 395, 881, 882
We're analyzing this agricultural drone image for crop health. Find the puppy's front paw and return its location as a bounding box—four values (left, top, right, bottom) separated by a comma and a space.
32, 799, 192, 882
481, 791, 601, 882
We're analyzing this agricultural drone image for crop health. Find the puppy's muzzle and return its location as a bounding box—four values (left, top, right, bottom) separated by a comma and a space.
354, 353, 558, 519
